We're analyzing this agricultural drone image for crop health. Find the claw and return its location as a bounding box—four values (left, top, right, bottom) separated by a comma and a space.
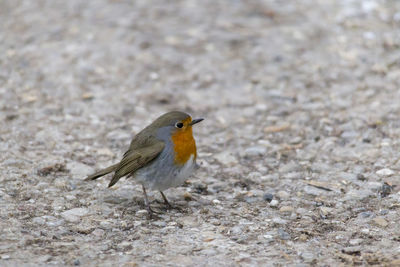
142, 185, 160, 219
159, 191, 173, 209
159, 191, 185, 212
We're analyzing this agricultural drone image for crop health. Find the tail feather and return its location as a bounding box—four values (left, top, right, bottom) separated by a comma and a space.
84, 163, 119, 181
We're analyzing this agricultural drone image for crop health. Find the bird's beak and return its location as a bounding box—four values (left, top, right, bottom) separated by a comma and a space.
189, 118, 204, 126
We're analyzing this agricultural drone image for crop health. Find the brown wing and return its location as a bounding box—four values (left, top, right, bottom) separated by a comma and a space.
108, 140, 165, 187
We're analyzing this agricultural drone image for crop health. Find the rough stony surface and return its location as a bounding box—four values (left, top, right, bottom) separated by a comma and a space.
1, 0, 400, 266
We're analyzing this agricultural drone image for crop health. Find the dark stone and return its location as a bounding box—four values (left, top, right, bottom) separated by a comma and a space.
263, 193, 274, 203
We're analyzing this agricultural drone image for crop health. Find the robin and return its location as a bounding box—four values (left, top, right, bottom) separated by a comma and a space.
85, 111, 203, 217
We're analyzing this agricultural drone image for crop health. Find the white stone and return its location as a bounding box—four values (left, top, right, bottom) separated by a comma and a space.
61, 208, 89, 223
361, 228, 369, 234
270, 199, 279, 207
212, 199, 221, 205
376, 168, 394, 176
243, 146, 267, 157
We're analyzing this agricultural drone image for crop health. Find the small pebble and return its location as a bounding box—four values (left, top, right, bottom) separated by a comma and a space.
212, 199, 221, 205
46, 219, 65, 227
191, 183, 208, 194
152, 221, 167, 227
276, 191, 290, 200
380, 209, 389, 215
349, 238, 363, 246
296, 208, 308, 215
99, 221, 113, 230
244, 196, 258, 204
230, 226, 243, 235
243, 146, 267, 157
119, 241, 132, 248
300, 251, 316, 262
248, 172, 262, 180
92, 228, 105, 237
263, 234, 273, 240
376, 168, 394, 177
361, 228, 370, 234
277, 228, 291, 240
272, 217, 287, 225
65, 195, 76, 201
372, 217, 388, 228
379, 182, 394, 198
269, 199, 279, 207
61, 208, 89, 223
320, 207, 333, 216
289, 136, 302, 144
357, 173, 367, 181
61, 208, 89, 217
299, 234, 308, 241
279, 206, 294, 213
342, 246, 361, 255
303, 186, 326, 196
360, 211, 374, 218
262, 193, 273, 203
345, 189, 374, 201
183, 192, 193, 201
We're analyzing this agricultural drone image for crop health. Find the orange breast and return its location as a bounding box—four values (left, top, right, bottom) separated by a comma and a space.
171, 119, 197, 165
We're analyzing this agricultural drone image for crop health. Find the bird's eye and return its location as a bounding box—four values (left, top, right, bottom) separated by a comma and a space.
175, 122, 184, 128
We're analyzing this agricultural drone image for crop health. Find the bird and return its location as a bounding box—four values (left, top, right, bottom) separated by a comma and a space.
85, 111, 203, 217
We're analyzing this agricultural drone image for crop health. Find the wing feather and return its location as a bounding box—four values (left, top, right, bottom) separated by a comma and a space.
108, 140, 165, 187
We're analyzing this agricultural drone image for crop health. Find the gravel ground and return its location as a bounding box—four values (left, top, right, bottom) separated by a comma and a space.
1, 0, 400, 266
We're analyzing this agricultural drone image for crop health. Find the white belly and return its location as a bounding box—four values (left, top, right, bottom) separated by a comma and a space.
173, 154, 196, 186
135, 154, 196, 191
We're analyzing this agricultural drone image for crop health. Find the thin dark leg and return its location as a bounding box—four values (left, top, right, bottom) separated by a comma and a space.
159, 191, 172, 208
160, 191, 184, 211
142, 185, 154, 218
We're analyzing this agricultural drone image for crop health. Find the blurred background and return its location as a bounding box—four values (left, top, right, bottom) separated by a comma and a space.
1, 0, 400, 265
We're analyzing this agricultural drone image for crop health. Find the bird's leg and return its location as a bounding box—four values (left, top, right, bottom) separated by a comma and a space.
142, 185, 156, 218
159, 191, 184, 211
159, 191, 173, 209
